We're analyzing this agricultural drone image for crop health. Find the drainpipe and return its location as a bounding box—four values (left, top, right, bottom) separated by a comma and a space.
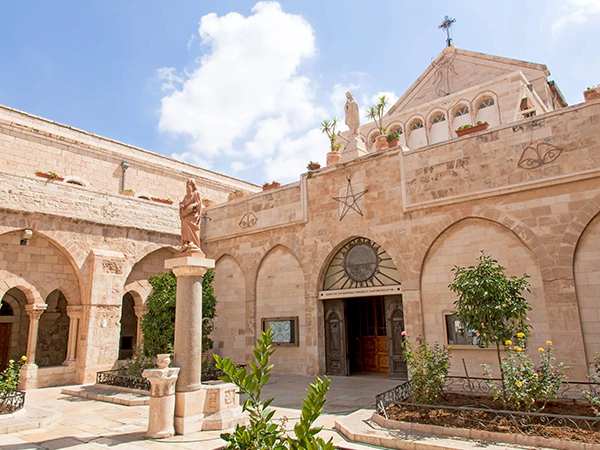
120, 161, 130, 192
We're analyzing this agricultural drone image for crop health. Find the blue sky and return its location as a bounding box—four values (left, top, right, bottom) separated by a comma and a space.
1, 1, 598, 185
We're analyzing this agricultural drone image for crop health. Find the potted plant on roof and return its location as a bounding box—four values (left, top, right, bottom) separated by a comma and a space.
455, 121, 489, 137
366, 95, 390, 152
202, 198, 216, 207
584, 84, 600, 102
120, 189, 135, 196
307, 161, 321, 171
386, 130, 401, 148
228, 189, 249, 201
262, 181, 281, 191
320, 118, 342, 166
151, 197, 173, 205
35, 171, 64, 182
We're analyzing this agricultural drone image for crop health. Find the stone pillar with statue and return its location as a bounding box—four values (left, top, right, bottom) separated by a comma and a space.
160, 179, 242, 436
341, 91, 368, 163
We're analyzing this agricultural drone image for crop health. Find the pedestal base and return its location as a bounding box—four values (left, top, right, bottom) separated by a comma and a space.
19, 364, 38, 390
147, 396, 176, 439
174, 390, 206, 434
341, 135, 368, 163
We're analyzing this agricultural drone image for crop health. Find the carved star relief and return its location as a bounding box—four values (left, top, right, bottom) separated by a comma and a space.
333, 178, 367, 221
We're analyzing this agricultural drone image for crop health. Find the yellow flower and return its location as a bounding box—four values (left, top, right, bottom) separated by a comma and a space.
21, 355, 27, 361
8, 359, 14, 364
517, 332, 525, 338
514, 346, 523, 352
515, 381, 523, 387
538, 348, 545, 353
533, 373, 538, 378
546, 341, 553, 346
513, 346, 519, 351
447, 345, 452, 350
505, 340, 512, 346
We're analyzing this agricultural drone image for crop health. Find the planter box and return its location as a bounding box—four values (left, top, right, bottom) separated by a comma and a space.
262, 183, 281, 191
456, 122, 489, 137
202, 199, 216, 207
151, 197, 173, 205
584, 87, 600, 102
35, 172, 64, 182
120, 190, 135, 196
228, 191, 249, 201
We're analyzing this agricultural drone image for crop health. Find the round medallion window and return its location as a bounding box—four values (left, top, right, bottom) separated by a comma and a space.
343, 243, 378, 282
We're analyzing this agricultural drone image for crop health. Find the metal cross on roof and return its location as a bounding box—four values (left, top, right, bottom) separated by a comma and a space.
438, 15, 456, 47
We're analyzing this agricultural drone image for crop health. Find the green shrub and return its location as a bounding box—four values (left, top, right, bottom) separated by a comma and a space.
0, 356, 27, 393
214, 329, 336, 449
483, 336, 567, 411
402, 334, 451, 405
583, 350, 600, 416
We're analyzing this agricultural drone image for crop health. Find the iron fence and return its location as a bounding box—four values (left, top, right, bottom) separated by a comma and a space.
96, 370, 150, 391
375, 377, 600, 442
0, 391, 25, 414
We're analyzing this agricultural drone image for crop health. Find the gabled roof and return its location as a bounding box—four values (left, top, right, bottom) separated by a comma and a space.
387, 46, 551, 116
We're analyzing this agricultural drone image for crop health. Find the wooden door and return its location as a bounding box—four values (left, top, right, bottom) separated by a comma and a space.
385, 295, 408, 379
324, 300, 348, 375
0, 323, 12, 371
360, 297, 388, 373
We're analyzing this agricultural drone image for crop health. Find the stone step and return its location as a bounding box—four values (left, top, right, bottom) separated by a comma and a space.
61, 384, 150, 406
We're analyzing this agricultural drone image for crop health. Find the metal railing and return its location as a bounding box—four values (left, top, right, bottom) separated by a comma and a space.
0, 391, 25, 414
375, 377, 600, 443
96, 370, 150, 391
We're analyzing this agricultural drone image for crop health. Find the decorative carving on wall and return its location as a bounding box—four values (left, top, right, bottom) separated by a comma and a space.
333, 178, 367, 220
431, 50, 459, 97
239, 212, 258, 229
101, 201, 117, 218
517, 143, 563, 169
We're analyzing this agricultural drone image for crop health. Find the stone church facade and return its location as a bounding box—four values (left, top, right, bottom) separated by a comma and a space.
1, 46, 599, 388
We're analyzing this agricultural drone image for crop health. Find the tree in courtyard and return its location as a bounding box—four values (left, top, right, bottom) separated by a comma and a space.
448, 251, 531, 384
140, 270, 217, 357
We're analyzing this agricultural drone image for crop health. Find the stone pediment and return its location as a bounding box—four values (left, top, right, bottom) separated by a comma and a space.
387, 47, 551, 115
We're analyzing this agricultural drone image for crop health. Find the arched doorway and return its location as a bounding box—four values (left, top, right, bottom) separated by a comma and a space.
321, 237, 407, 378
36, 290, 69, 367
119, 292, 137, 360
0, 289, 29, 371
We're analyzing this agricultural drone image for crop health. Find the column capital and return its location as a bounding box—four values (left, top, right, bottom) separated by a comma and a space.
66, 305, 83, 319
25, 304, 47, 319
134, 305, 147, 319
165, 256, 215, 278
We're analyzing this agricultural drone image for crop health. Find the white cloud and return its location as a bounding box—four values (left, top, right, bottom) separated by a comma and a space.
158, 2, 318, 163
552, 0, 600, 31
156, 2, 394, 184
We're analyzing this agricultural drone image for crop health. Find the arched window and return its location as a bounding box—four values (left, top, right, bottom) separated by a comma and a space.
429, 113, 449, 144
452, 104, 472, 136
475, 95, 499, 127
66, 180, 85, 186
407, 119, 426, 149
478, 98, 495, 109
431, 113, 446, 124
454, 106, 469, 117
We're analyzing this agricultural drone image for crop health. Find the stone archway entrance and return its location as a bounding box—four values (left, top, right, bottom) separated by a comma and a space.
321, 237, 407, 379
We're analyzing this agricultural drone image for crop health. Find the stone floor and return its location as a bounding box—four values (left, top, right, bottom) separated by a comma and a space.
0, 374, 552, 449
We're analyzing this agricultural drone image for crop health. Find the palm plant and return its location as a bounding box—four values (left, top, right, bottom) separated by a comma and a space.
366, 95, 390, 134
320, 118, 341, 152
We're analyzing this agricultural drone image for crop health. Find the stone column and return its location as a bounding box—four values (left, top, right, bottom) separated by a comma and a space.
21, 304, 47, 390
143, 360, 180, 439
164, 255, 215, 435
134, 305, 147, 349
64, 305, 82, 365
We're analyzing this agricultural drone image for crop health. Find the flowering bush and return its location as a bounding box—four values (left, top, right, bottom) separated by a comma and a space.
582, 350, 600, 416
0, 356, 27, 394
402, 333, 451, 405
119, 346, 154, 378
483, 337, 567, 411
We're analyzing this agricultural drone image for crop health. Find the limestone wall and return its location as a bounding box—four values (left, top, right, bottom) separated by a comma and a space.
205, 100, 600, 379
0, 104, 259, 204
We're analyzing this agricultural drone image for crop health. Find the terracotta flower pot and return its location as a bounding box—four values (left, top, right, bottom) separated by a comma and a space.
35, 172, 64, 182
228, 191, 249, 201
262, 183, 281, 191
375, 135, 388, 151
307, 163, 321, 171
584, 87, 600, 102
456, 122, 489, 137
387, 138, 400, 148
326, 151, 341, 166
